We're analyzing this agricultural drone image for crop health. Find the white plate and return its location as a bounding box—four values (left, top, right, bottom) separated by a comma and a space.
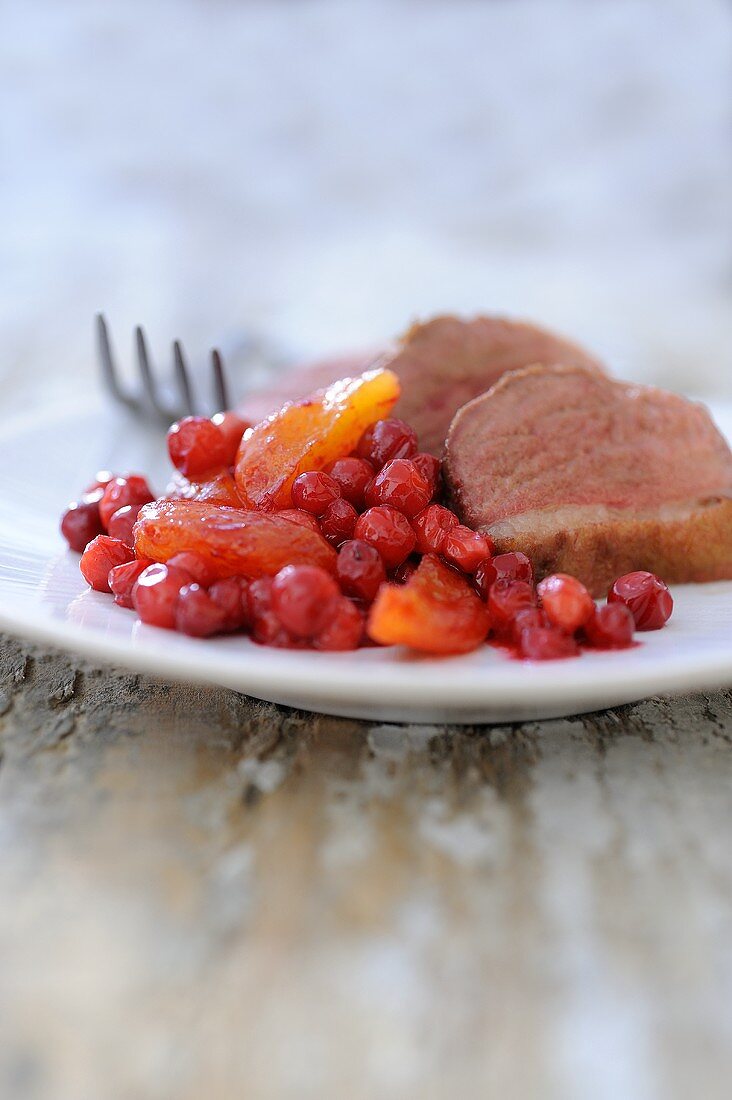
0, 398, 730, 724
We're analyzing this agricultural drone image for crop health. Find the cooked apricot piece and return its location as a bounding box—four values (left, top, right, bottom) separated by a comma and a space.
235, 369, 400, 511
134, 499, 336, 579
167, 470, 244, 507
367, 553, 490, 654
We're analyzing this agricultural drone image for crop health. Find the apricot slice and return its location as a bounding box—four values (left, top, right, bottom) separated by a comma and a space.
134, 499, 336, 580
167, 470, 244, 507
367, 553, 490, 654
235, 369, 400, 511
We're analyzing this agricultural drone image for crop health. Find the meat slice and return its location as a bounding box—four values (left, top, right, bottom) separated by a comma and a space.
444, 365, 732, 595
237, 315, 603, 454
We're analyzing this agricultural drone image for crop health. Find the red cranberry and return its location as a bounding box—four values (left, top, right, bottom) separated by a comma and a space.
107, 503, 144, 547
246, 578, 281, 645
210, 411, 252, 465
275, 508, 322, 534
442, 525, 492, 574
510, 607, 550, 643
99, 475, 154, 529
364, 459, 431, 517
80, 536, 135, 592
291, 471, 342, 515
167, 551, 217, 587
537, 573, 594, 634
337, 540, 386, 602
325, 457, 374, 507
475, 552, 533, 598
412, 504, 459, 554
584, 603, 635, 649
357, 418, 418, 468
410, 452, 441, 498
108, 558, 152, 609
132, 562, 191, 629
488, 579, 536, 634
167, 416, 229, 477
607, 571, 673, 630
320, 499, 358, 546
175, 583, 228, 637
354, 506, 416, 569
61, 498, 104, 552
519, 627, 580, 660
209, 576, 250, 631
85, 470, 114, 493
314, 598, 364, 651
271, 564, 340, 638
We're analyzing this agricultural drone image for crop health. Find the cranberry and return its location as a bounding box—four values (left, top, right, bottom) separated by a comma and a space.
271, 564, 340, 638
519, 627, 580, 660
314, 598, 364, 651
107, 503, 144, 547
325, 457, 374, 507
275, 508, 322, 534
108, 558, 152, 609
61, 498, 104, 552
337, 539, 386, 602
410, 452, 441, 498
175, 583, 228, 637
291, 471, 342, 515
487, 579, 536, 634
584, 603, 635, 649
167, 416, 229, 478
210, 411, 251, 465
167, 551, 217, 587
537, 573, 594, 634
132, 562, 191, 629
85, 470, 114, 493
475, 552, 533, 598
320, 498, 358, 546
209, 576, 250, 631
412, 504, 459, 554
246, 577, 303, 648
99, 475, 154, 529
357, 418, 418, 468
364, 459, 431, 517
607, 571, 673, 631
442, 525, 492, 574
391, 558, 418, 585
354, 506, 416, 569
80, 536, 135, 592
510, 607, 550, 643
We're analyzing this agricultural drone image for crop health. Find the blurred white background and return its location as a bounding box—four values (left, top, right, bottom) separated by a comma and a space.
1, 0, 730, 411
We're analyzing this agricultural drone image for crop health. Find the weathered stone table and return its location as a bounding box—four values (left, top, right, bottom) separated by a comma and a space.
1, 632, 731, 1099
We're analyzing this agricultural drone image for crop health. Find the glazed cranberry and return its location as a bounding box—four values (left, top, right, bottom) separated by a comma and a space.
210, 411, 251, 465
167, 416, 229, 478
107, 503, 144, 547
275, 508, 322, 534
61, 498, 104, 552
84, 470, 114, 493
167, 551, 217, 587
537, 573, 594, 634
475, 552, 533, 598
410, 452, 441, 498
354, 506, 416, 569
108, 558, 152, 609
487, 578, 536, 634
291, 471, 342, 515
132, 562, 191, 629
364, 459, 431, 517
80, 535, 135, 592
247, 578, 303, 647
357, 418, 418, 468
99, 475, 154, 529
271, 564, 340, 638
175, 583, 228, 637
209, 576, 250, 631
510, 607, 550, 643
337, 539, 386, 602
391, 558, 418, 585
314, 597, 364, 651
442, 525, 492, 574
320, 498, 358, 546
607, 571, 673, 631
519, 627, 580, 661
584, 603, 635, 649
412, 504, 459, 554
325, 457, 374, 507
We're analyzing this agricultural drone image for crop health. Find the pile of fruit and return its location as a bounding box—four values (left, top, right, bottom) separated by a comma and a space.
61, 368, 673, 657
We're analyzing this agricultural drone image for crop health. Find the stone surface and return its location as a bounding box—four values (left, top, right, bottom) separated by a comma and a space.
0, 632, 731, 1099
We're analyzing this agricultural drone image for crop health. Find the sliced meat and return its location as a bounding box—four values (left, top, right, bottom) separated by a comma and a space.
237, 315, 603, 454
444, 365, 732, 595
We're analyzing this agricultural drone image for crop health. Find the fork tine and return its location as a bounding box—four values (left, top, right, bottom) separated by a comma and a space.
173, 340, 195, 417
135, 325, 172, 422
211, 348, 230, 412
97, 313, 139, 409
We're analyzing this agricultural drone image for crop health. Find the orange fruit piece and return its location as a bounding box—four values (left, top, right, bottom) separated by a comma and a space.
168, 470, 244, 507
134, 499, 336, 580
367, 553, 490, 654
235, 369, 400, 511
